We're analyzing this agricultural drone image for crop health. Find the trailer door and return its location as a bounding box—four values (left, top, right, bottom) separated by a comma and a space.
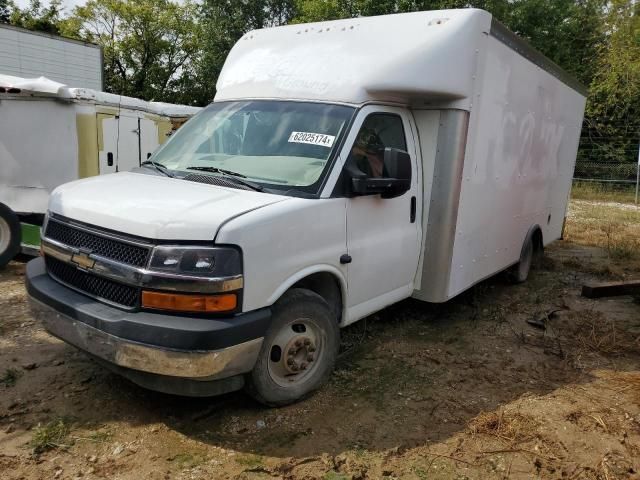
116, 115, 142, 172
139, 117, 159, 161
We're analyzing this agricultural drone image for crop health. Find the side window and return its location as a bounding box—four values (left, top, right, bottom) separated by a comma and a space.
348, 114, 407, 178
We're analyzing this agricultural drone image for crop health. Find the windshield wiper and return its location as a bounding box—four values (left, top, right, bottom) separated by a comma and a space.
141, 160, 175, 178
186, 166, 263, 192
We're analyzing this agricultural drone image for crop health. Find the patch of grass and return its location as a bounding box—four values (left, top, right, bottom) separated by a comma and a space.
323, 472, 350, 480
556, 310, 639, 357
169, 452, 207, 469
1, 368, 21, 387
235, 453, 264, 469
571, 181, 637, 204
87, 430, 112, 443
469, 410, 539, 443
29, 418, 72, 454
564, 200, 640, 262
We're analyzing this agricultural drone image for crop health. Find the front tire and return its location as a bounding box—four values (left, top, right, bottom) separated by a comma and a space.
246, 288, 340, 407
0, 204, 21, 268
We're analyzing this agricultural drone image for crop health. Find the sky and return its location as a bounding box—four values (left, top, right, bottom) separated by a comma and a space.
13, 0, 87, 13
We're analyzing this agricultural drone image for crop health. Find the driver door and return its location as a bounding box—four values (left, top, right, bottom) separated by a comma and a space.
341, 106, 421, 322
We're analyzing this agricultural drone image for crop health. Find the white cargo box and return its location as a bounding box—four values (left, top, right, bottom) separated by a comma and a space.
218, 8, 586, 304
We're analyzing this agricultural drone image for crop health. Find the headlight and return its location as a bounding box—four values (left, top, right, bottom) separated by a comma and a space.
148, 246, 241, 277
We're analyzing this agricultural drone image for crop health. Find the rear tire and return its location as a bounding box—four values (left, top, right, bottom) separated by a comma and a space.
0, 204, 21, 268
506, 235, 534, 284
246, 288, 340, 407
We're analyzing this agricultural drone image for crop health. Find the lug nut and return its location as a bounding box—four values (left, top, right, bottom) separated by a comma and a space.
288, 347, 296, 355
291, 365, 299, 372
295, 340, 303, 347
303, 339, 311, 346
308, 347, 316, 353
300, 363, 307, 370
287, 358, 295, 365
307, 354, 314, 362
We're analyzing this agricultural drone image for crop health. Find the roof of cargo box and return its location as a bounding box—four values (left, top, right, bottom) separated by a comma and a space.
0, 74, 200, 117
215, 8, 587, 106
216, 9, 492, 106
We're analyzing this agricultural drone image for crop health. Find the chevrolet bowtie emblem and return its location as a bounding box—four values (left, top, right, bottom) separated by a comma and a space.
71, 251, 96, 270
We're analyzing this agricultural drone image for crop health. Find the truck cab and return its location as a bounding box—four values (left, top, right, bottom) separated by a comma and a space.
25, 9, 586, 405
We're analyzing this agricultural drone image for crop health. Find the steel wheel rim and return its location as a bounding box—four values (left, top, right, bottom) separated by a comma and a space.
267, 317, 325, 388
0, 217, 10, 254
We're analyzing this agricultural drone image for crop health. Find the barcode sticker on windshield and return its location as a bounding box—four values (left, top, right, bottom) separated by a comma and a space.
288, 132, 336, 148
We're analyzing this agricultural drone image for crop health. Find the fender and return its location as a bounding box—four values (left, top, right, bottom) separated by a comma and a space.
266, 264, 348, 324
521, 223, 543, 257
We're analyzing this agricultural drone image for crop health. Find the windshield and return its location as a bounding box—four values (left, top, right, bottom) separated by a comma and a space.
151, 100, 355, 194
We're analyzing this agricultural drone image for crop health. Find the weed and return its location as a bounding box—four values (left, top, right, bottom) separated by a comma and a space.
323, 472, 350, 480
1, 368, 21, 387
29, 418, 71, 454
87, 430, 112, 443
236, 453, 264, 469
169, 452, 207, 469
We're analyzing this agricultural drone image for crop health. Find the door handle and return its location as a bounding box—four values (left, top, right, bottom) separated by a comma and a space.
107, 152, 113, 167
410, 196, 416, 223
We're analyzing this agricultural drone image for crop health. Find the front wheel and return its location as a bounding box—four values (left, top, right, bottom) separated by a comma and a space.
0, 204, 21, 268
246, 288, 340, 407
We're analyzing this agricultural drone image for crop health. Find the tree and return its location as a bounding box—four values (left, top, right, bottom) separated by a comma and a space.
195, 0, 296, 104
9, 0, 65, 34
0, 0, 13, 24
582, 0, 640, 167
63, 0, 201, 104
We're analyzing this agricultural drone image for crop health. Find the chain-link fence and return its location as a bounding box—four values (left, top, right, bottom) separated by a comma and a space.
573, 125, 640, 203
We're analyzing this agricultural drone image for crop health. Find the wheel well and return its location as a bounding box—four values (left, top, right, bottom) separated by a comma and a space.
291, 272, 343, 323
531, 227, 544, 253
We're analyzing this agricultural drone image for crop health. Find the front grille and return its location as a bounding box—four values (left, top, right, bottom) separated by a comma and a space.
46, 219, 150, 267
45, 256, 139, 308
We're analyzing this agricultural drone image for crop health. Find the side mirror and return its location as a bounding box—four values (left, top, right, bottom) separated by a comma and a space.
346, 147, 412, 199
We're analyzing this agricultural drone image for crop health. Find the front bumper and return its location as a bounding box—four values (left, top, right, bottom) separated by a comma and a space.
26, 258, 271, 388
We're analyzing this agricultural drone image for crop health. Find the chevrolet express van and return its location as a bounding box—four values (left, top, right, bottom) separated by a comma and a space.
25, 9, 586, 405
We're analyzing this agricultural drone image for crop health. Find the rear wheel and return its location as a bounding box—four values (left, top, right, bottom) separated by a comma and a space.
506, 235, 534, 284
0, 204, 21, 268
246, 288, 340, 407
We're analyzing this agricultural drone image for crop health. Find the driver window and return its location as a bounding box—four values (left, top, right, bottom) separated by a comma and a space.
348, 114, 407, 178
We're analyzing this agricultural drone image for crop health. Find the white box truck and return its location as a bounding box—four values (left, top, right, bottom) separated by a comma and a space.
26, 9, 587, 406
0, 74, 200, 265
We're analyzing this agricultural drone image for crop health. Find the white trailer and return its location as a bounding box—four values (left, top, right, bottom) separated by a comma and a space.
0, 74, 200, 265
0, 23, 103, 91
27, 9, 586, 405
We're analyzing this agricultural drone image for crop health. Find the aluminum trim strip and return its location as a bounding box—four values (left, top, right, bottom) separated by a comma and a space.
41, 238, 244, 294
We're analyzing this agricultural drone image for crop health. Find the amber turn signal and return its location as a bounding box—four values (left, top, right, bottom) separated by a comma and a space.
141, 291, 237, 313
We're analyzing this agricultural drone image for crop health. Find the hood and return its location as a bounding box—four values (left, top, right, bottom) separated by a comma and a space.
49, 172, 288, 240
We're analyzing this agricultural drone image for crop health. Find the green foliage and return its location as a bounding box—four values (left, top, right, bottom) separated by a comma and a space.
0, 0, 12, 23
194, 0, 296, 104
583, 0, 640, 166
9, 0, 65, 34
4, 0, 638, 166
1, 368, 21, 386
29, 418, 71, 454
64, 0, 201, 104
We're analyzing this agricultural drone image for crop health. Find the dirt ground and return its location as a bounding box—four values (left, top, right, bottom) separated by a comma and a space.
1, 201, 640, 480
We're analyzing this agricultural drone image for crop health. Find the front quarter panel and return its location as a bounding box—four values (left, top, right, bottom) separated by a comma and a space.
216, 198, 348, 317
